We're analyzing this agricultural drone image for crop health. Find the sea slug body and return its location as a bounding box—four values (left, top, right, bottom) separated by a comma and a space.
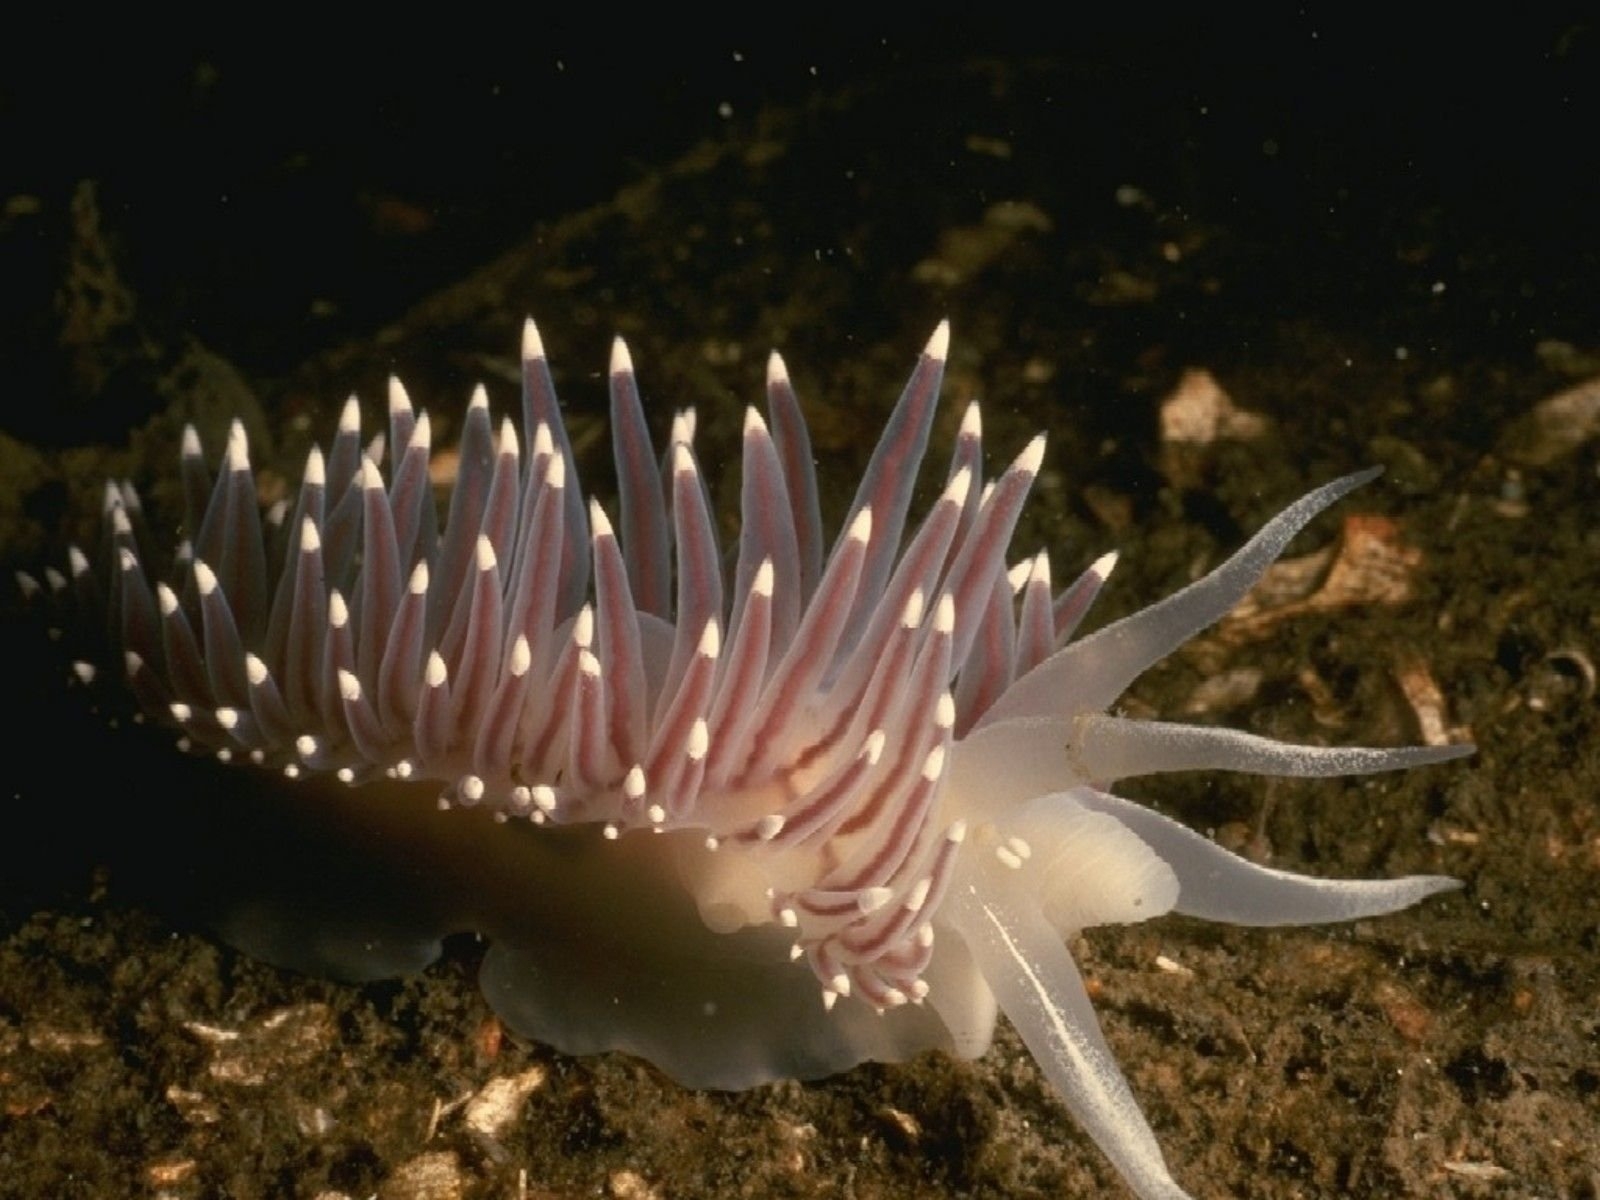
30, 319, 1471, 1200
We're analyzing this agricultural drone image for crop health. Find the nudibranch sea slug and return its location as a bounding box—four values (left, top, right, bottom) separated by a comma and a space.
30, 319, 1471, 1199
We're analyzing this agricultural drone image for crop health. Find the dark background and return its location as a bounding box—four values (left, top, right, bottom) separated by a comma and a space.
3, 16, 1594, 446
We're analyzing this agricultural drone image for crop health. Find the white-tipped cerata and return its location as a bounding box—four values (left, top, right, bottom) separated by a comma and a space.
522, 316, 546, 362
610, 335, 634, 378
56, 323, 1467, 1200
338, 394, 361, 435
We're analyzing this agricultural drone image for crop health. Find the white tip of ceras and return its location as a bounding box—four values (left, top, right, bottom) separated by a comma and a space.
903, 877, 933, 914
226, 420, 250, 472
67, 546, 91, 578
933, 592, 955, 634
359, 456, 384, 492
410, 411, 432, 451
1030, 551, 1051, 588
742, 405, 769, 438
468, 383, 489, 413
388, 377, 413, 418
573, 605, 594, 649
925, 319, 951, 363
521, 317, 545, 363
934, 693, 956, 731
193, 560, 218, 596
475, 534, 497, 572
1089, 549, 1119, 581
157, 582, 179, 615
753, 558, 775, 597
756, 813, 785, 842
425, 651, 448, 688
588, 499, 615, 542
765, 349, 790, 390
1015, 433, 1046, 476
339, 394, 361, 435
624, 765, 646, 800
943, 465, 973, 510
846, 505, 873, 546
328, 590, 349, 629
901, 588, 926, 629
408, 560, 430, 594
300, 517, 322, 554
671, 441, 697, 480
609, 335, 634, 378
181, 424, 203, 459
958, 400, 982, 441
1007, 551, 1051, 595
509, 634, 532, 677
116, 547, 137, 573
531, 421, 554, 460
497, 416, 519, 459
857, 886, 893, 915
665, 411, 691, 452
505, 786, 533, 820
687, 718, 709, 762
698, 618, 721, 660
863, 728, 887, 764
338, 669, 362, 702
245, 654, 269, 686
545, 445, 566, 490
303, 444, 327, 488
